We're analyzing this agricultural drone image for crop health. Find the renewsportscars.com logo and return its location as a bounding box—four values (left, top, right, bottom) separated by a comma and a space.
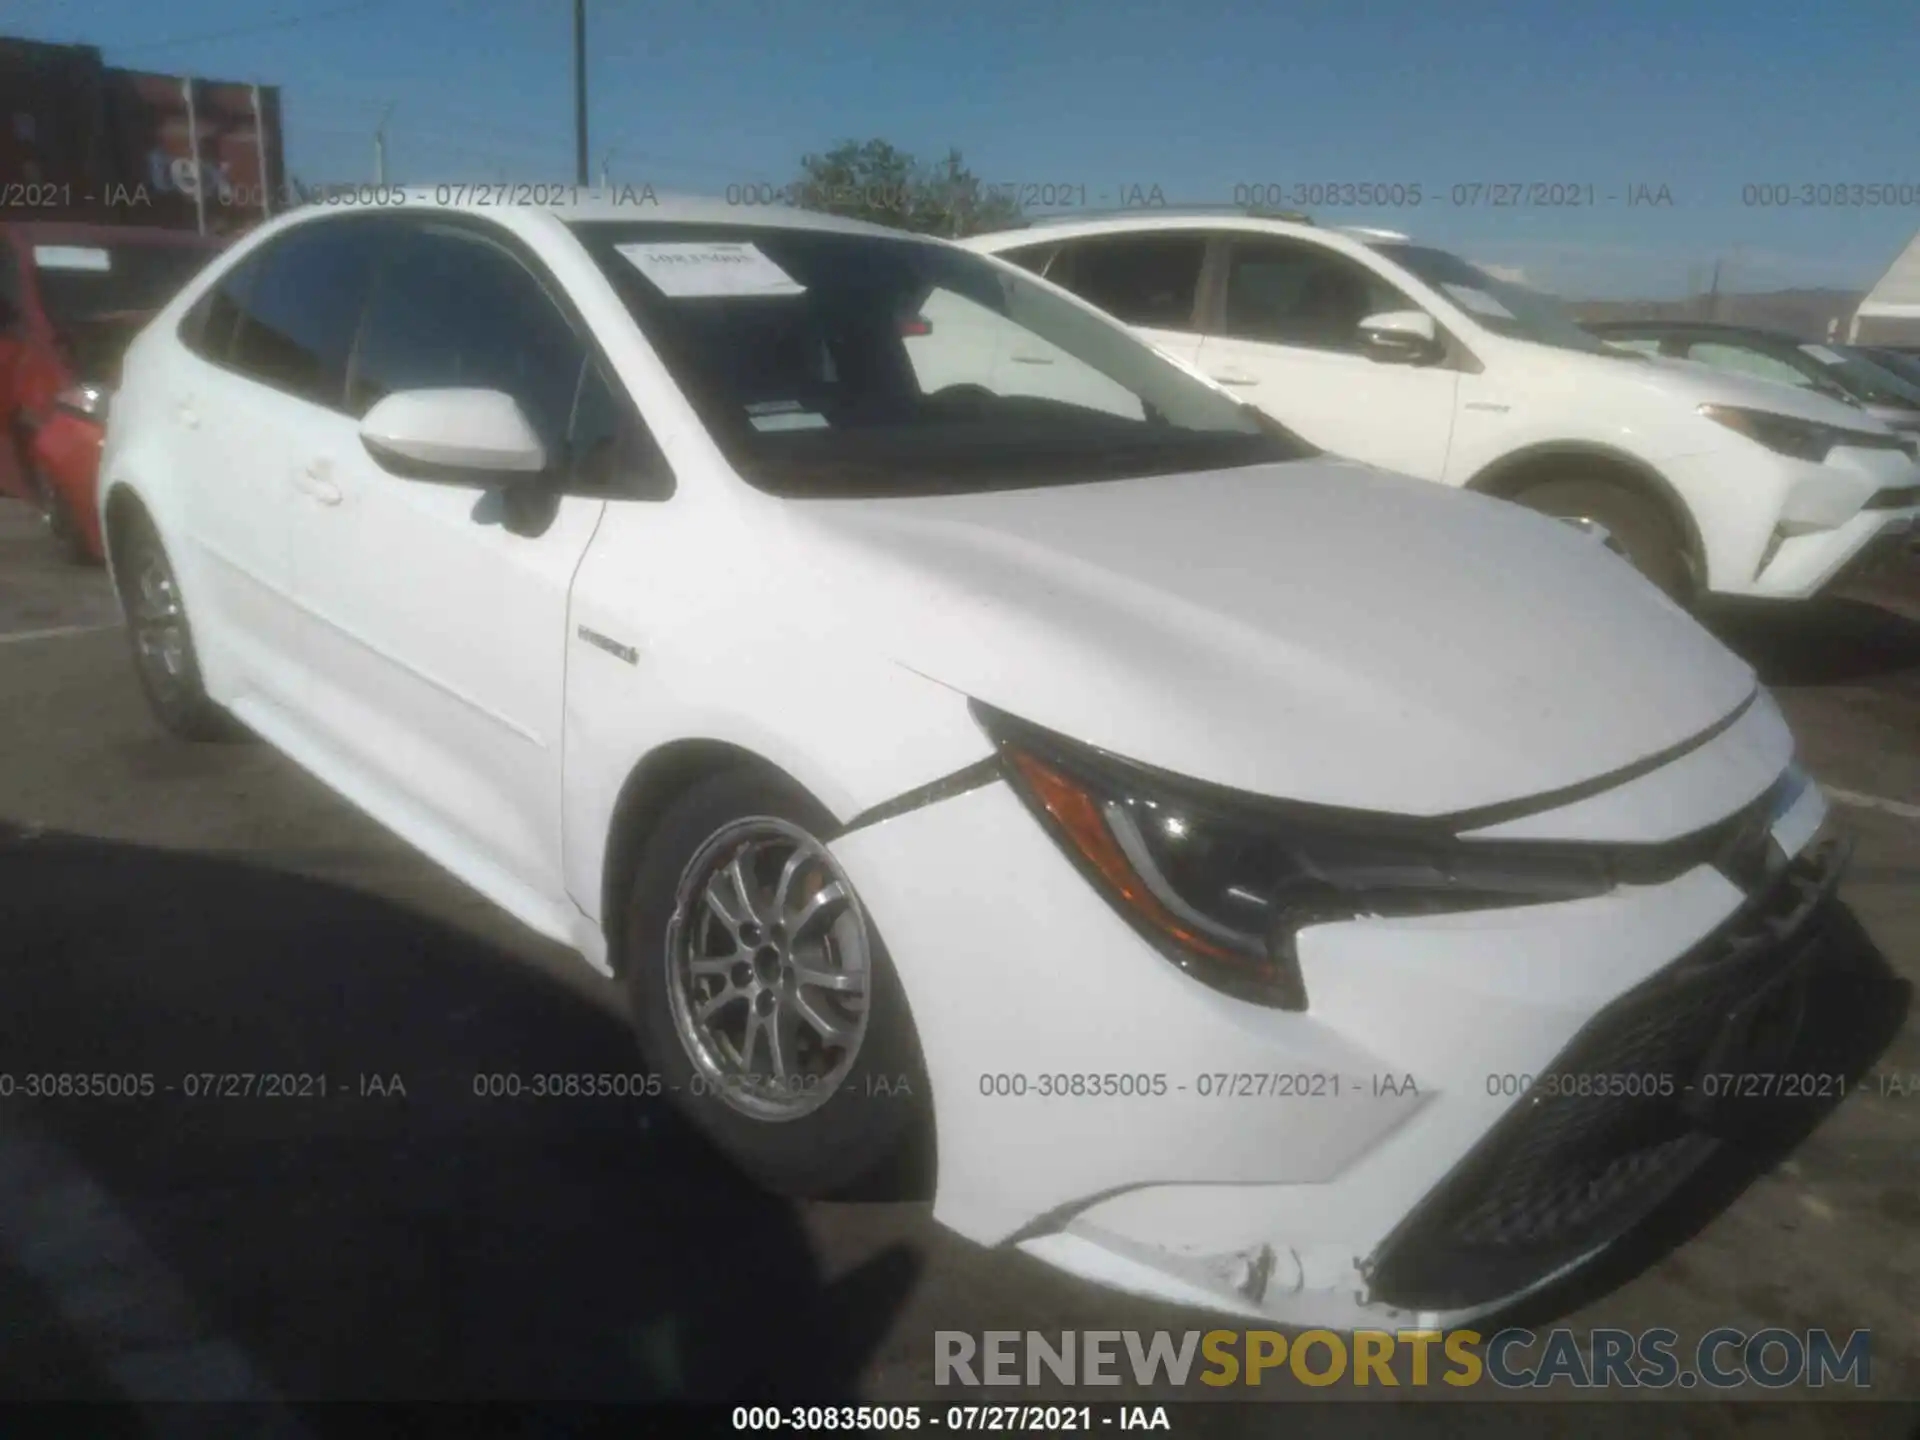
934, 1328, 1873, 1390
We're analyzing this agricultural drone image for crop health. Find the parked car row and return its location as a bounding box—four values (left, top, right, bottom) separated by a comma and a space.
963, 213, 1920, 601
87, 189, 1885, 1327
0, 221, 228, 561
1586, 319, 1920, 435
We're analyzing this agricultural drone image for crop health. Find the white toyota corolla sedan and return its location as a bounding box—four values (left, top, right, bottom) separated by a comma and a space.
98, 190, 1847, 1327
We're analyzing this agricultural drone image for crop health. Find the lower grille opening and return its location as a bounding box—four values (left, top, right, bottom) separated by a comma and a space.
1364, 837, 1847, 1312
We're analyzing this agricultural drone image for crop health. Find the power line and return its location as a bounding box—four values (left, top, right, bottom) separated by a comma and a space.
111, 1, 385, 57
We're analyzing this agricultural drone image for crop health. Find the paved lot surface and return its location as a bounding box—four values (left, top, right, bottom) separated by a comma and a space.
0, 497, 1916, 1433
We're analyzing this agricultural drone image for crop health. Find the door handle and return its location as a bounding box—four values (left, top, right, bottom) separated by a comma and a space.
1210, 373, 1258, 387
293, 462, 343, 506
1009, 353, 1055, 365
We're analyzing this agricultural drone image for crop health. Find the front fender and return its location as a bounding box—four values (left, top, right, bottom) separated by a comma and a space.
560, 636, 994, 931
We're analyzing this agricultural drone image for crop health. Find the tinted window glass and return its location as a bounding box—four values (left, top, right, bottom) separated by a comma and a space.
181, 252, 260, 364
32, 242, 222, 329
567, 356, 670, 495
1220, 238, 1413, 352
1372, 243, 1616, 356
1053, 235, 1206, 329
228, 221, 388, 407
348, 225, 585, 453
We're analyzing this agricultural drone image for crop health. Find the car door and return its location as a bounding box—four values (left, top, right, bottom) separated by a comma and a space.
167, 222, 385, 709
288, 218, 614, 901
1193, 234, 1459, 479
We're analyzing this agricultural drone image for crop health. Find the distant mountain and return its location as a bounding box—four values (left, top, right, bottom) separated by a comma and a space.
1570, 288, 1863, 341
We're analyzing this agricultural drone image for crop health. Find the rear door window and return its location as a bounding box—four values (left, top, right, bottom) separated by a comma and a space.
1047, 234, 1208, 331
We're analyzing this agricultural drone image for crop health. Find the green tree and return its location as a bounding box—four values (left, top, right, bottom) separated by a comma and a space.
790, 139, 1023, 237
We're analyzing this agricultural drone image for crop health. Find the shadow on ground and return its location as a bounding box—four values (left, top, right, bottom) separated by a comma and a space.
1487, 900, 1912, 1332
1700, 593, 1920, 687
0, 827, 918, 1407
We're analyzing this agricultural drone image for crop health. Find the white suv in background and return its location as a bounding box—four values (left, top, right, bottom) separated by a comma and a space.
966, 215, 1920, 602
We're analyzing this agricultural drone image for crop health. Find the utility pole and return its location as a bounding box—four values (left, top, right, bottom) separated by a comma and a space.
373, 101, 395, 183
182, 77, 207, 235
573, 0, 589, 185
600, 147, 615, 190
1705, 258, 1722, 320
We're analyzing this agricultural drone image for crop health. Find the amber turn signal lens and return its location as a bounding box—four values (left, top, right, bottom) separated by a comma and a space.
1007, 749, 1240, 962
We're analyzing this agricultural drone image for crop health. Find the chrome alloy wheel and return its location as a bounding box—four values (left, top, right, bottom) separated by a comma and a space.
664, 817, 873, 1121
129, 551, 190, 702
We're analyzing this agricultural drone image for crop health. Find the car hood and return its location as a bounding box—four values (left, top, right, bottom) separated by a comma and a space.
1626, 353, 1896, 428
781, 458, 1758, 818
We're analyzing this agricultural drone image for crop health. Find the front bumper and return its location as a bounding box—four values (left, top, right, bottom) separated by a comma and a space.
28, 411, 107, 559
1748, 506, 1918, 599
1676, 436, 1919, 598
1365, 831, 1847, 1312
831, 741, 1839, 1326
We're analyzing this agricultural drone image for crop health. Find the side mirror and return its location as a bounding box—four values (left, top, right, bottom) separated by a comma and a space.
358, 388, 548, 483
1357, 309, 1444, 366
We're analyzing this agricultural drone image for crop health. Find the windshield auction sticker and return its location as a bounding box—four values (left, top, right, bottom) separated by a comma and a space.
616, 241, 805, 298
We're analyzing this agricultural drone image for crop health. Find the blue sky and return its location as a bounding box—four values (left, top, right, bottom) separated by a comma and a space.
8, 0, 1919, 298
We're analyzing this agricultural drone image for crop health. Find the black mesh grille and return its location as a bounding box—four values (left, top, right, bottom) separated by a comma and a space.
1364, 836, 1848, 1312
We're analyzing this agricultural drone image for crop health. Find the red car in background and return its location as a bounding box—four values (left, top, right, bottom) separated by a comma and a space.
0, 223, 227, 561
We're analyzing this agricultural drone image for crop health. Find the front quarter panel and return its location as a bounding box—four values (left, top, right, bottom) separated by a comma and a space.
559, 495, 996, 933
1442, 343, 1719, 487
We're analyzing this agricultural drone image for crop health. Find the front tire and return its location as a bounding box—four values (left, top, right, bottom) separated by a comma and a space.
1512, 478, 1695, 603
623, 767, 932, 1199
112, 511, 234, 741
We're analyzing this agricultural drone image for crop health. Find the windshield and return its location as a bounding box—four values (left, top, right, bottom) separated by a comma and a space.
1369, 243, 1617, 356
1864, 348, 1920, 389
569, 221, 1311, 498
1811, 344, 1920, 409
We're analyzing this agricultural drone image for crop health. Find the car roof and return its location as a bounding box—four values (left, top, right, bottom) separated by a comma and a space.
4, 221, 230, 249
272, 186, 920, 242
965, 212, 1340, 250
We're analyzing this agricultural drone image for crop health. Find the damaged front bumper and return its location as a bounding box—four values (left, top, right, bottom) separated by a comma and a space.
830, 744, 1841, 1327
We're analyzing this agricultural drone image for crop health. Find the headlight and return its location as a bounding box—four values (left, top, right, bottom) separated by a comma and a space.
972, 702, 1618, 1010
1697, 404, 1856, 463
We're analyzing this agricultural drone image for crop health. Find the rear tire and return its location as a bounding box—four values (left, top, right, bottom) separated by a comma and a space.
112, 511, 236, 741
623, 767, 933, 1199
1512, 478, 1695, 602
32, 468, 95, 565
